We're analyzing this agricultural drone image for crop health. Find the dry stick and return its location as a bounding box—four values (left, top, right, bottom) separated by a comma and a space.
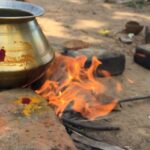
119, 95, 150, 104
62, 118, 120, 131
72, 131, 125, 150
64, 122, 103, 142
71, 116, 112, 123
74, 142, 88, 150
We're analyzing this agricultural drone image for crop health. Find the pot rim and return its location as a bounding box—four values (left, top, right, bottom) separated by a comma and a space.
0, 1, 45, 20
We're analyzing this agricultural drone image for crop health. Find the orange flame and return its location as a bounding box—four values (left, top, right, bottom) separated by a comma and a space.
36, 54, 117, 120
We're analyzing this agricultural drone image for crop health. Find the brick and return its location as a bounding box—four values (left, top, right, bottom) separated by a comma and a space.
64, 48, 125, 77
134, 44, 150, 69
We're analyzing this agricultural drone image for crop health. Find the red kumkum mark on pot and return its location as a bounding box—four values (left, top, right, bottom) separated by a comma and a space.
0, 47, 6, 62
22, 97, 31, 105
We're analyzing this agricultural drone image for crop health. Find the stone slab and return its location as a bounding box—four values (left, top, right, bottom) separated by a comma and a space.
0, 88, 76, 150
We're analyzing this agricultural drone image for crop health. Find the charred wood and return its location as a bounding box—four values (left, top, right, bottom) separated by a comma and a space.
71, 131, 125, 150
62, 118, 120, 131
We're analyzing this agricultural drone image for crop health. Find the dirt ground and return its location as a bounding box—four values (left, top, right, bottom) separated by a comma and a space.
28, 0, 150, 149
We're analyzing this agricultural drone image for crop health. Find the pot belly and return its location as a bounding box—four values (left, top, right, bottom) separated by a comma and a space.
0, 20, 54, 88
0, 61, 53, 89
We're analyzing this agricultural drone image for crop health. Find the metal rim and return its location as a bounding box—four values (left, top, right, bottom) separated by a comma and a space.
0, 1, 45, 19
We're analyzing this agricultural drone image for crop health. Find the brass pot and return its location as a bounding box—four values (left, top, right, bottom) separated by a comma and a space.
0, 1, 54, 88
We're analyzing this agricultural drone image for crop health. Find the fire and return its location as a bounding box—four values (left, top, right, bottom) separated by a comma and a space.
36, 54, 117, 120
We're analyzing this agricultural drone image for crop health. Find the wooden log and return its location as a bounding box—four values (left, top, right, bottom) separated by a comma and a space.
0, 88, 76, 150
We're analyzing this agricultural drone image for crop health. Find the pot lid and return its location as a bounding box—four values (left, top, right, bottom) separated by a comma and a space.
0, 1, 44, 20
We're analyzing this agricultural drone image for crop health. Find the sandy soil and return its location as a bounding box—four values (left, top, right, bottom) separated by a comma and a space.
27, 0, 150, 149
